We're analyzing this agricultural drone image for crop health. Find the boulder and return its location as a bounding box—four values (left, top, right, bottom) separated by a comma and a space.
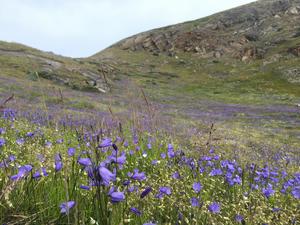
288, 7, 299, 15
121, 38, 135, 50
282, 68, 300, 83
288, 46, 300, 57
214, 51, 222, 58
274, 14, 281, 19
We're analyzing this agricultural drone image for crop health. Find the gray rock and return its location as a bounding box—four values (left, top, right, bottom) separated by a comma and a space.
288, 7, 299, 15
282, 68, 300, 83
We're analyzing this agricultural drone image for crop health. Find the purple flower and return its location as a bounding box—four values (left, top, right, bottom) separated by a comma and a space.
143, 223, 156, 225
193, 182, 202, 193
147, 142, 152, 149
111, 152, 126, 165
281, 170, 288, 179
0, 128, 5, 134
11, 165, 33, 181
201, 156, 212, 161
80, 185, 91, 190
55, 161, 63, 172
272, 208, 281, 213
235, 214, 244, 223
156, 186, 172, 198
123, 180, 130, 186
172, 171, 181, 179
107, 186, 115, 196
141, 187, 152, 198
0, 160, 8, 169
130, 207, 142, 216
209, 168, 223, 176
99, 138, 112, 148
16, 138, 25, 145
78, 158, 92, 167
45, 141, 52, 148
160, 186, 172, 195
60, 201, 75, 214
99, 167, 116, 184
133, 135, 138, 144
131, 169, 146, 181
208, 202, 221, 214
291, 186, 300, 199
167, 144, 175, 158
56, 138, 64, 144
42, 167, 48, 176
32, 170, 41, 179
128, 186, 137, 193
226, 174, 242, 186
37, 154, 45, 163
32, 167, 48, 179
110, 192, 125, 203
68, 147, 75, 157
54, 154, 63, 172
214, 155, 220, 160
2, 108, 16, 120
168, 143, 174, 151
0, 138, 5, 148
8, 155, 16, 162
233, 175, 242, 185
191, 197, 200, 207
26, 132, 34, 137
262, 184, 275, 198
55, 153, 62, 161
151, 160, 158, 165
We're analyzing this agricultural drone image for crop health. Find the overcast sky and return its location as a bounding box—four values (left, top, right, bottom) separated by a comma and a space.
0, 0, 255, 58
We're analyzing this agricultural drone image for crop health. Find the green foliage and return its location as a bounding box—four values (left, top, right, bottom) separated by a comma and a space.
71, 100, 95, 110
27, 71, 39, 81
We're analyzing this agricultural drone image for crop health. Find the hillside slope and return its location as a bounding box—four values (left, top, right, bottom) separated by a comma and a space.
90, 0, 300, 108
97, 0, 300, 61
0, 41, 115, 93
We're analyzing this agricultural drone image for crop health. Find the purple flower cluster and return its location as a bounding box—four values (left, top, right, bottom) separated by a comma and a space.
11, 165, 33, 181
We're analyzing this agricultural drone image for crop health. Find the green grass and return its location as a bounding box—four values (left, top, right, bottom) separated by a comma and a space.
0, 110, 299, 224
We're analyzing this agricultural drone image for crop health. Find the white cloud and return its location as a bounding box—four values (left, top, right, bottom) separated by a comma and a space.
0, 0, 255, 57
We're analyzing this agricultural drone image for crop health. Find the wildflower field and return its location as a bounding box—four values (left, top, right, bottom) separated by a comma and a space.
1, 0, 300, 224
0, 107, 299, 225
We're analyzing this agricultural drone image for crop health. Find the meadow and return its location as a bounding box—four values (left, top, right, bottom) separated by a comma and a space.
0, 106, 299, 225
1, 1, 300, 224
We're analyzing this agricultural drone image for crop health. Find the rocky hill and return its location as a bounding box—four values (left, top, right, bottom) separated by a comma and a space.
97, 0, 300, 63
